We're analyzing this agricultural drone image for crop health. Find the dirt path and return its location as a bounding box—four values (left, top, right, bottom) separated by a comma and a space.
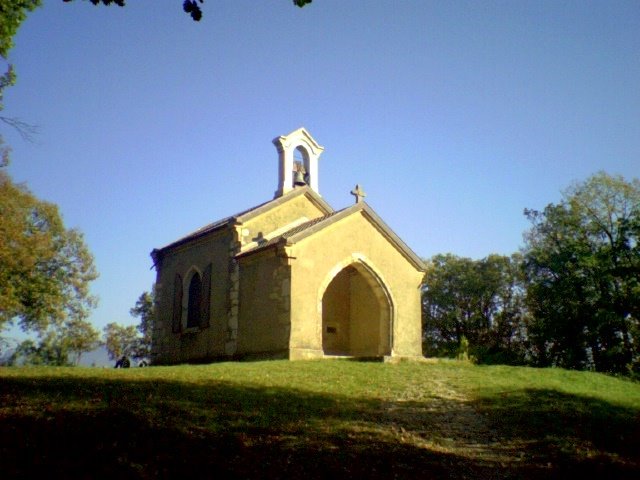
380, 378, 525, 474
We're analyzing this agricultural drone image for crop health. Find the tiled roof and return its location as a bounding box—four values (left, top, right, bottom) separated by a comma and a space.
153, 199, 273, 253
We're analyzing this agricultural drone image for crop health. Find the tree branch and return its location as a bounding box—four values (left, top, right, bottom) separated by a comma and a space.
0, 116, 39, 143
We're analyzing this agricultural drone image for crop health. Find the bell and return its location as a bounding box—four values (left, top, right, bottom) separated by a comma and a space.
293, 170, 307, 186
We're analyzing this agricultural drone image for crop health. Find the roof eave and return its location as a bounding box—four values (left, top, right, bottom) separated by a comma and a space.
285, 202, 426, 271
152, 220, 232, 256
152, 186, 333, 258
359, 204, 426, 271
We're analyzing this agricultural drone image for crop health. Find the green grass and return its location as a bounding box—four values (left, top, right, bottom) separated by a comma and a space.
1, 360, 638, 479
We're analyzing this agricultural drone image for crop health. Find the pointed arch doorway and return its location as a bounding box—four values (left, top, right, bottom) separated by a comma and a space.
321, 263, 392, 357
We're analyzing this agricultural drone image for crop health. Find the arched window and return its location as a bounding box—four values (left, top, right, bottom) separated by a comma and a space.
186, 273, 202, 329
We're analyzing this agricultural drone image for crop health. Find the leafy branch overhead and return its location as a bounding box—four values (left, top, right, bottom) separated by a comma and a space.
0, 1, 42, 163
61, 0, 313, 22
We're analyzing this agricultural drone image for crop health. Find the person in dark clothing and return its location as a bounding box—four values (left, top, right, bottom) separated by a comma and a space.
114, 356, 130, 368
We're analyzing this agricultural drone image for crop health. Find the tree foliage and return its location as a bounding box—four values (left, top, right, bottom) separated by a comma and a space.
129, 289, 154, 360
523, 172, 640, 373
422, 253, 528, 364
0, 3, 99, 362
103, 322, 138, 361
0, 171, 98, 333
8, 317, 99, 366
0, 0, 41, 59
103, 289, 155, 363
62, 0, 312, 22
64, 317, 101, 364
9, 337, 71, 366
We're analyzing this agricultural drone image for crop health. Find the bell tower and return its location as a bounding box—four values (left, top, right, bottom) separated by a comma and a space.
273, 127, 325, 198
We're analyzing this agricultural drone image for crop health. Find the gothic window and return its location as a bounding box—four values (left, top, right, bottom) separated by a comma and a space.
176, 264, 212, 332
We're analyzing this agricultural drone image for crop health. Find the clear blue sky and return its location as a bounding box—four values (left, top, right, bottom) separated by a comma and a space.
4, 0, 639, 335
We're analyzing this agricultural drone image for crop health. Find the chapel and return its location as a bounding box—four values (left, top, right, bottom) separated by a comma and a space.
150, 128, 425, 364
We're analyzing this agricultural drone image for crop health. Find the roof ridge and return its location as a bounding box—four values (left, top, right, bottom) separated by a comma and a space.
236, 207, 352, 258
237, 201, 425, 271
153, 188, 334, 254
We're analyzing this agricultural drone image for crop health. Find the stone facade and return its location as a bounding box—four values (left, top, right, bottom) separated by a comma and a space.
150, 128, 425, 364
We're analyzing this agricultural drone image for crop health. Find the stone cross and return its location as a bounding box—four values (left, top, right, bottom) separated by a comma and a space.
350, 184, 366, 204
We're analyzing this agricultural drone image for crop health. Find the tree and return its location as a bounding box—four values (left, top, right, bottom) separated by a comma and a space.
8, 317, 99, 365
103, 322, 138, 362
0, 4, 98, 357
9, 337, 71, 366
62, 0, 312, 22
422, 253, 528, 363
523, 172, 640, 374
64, 317, 100, 364
0, 171, 98, 333
103, 289, 155, 364
129, 289, 154, 360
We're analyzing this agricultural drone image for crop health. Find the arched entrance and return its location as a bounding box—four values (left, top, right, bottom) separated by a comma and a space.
321, 263, 392, 357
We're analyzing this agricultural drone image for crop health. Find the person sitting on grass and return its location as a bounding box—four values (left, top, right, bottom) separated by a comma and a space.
114, 356, 130, 368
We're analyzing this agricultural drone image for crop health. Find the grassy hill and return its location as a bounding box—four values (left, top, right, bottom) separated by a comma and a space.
1, 360, 638, 479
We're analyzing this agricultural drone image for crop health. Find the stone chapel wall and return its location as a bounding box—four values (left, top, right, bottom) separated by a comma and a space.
152, 229, 232, 364
236, 249, 291, 358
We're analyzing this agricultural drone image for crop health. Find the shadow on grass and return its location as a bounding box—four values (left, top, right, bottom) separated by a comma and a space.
0, 375, 638, 479
473, 388, 640, 479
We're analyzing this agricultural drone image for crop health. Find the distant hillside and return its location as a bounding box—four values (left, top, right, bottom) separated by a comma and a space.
1, 343, 128, 368
79, 345, 112, 367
